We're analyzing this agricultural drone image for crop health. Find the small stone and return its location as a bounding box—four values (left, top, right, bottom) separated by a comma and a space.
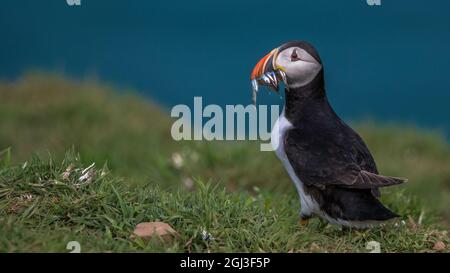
131, 222, 179, 243
433, 241, 446, 251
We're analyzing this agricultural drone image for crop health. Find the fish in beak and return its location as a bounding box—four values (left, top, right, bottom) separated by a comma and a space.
250, 48, 287, 104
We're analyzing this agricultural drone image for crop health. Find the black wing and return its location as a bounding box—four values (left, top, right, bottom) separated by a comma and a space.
284, 125, 406, 192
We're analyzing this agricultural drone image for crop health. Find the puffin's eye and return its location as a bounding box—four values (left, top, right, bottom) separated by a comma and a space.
291, 49, 301, 62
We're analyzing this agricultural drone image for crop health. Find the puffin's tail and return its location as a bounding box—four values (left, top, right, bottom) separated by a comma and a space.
323, 187, 400, 222
357, 171, 408, 188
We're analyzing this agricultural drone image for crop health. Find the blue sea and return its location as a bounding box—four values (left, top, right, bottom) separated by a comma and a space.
1, 0, 449, 135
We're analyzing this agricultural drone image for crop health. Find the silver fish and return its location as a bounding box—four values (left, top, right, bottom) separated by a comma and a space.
251, 70, 287, 105
252, 79, 259, 105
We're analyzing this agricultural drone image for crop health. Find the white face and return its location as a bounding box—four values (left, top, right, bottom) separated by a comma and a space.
275, 47, 322, 88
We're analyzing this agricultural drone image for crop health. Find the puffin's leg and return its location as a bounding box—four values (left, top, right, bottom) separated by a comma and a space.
299, 214, 311, 226
299, 219, 309, 226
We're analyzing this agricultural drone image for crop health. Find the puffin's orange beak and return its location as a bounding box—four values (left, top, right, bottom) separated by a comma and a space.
250, 47, 286, 104
250, 48, 279, 80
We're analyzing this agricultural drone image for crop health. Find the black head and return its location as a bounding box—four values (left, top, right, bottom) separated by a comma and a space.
251, 41, 323, 92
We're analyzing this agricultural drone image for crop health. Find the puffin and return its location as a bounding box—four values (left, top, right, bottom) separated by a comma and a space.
250, 41, 407, 228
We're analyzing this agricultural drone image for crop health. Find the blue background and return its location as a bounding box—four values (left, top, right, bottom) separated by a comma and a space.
1, 0, 449, 134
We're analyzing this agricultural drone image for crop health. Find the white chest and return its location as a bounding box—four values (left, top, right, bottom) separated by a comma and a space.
271, 111, 292, 159
271, 110, 319, 217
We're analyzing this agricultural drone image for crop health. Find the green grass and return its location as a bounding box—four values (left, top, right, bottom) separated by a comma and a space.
0, 151, 448, 253
0, 73, 449, 252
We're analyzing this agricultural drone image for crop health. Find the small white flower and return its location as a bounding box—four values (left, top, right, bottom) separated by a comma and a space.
171, 153, 184, 169
76, 163, 96, 185
182, 177, 194, 190
201, 228, 214, 242
19, 194, 34, 202
78, 170, 94, 183
80, 163, 95, 177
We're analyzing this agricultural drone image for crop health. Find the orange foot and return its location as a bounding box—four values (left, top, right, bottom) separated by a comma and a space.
299, 219, 309, 226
